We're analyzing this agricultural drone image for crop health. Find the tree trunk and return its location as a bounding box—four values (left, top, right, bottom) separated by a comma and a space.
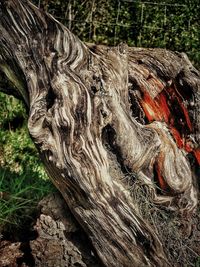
0, 1, 199, 266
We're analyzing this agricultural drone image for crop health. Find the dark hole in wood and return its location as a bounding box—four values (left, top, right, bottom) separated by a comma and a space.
46, 87, 57, 111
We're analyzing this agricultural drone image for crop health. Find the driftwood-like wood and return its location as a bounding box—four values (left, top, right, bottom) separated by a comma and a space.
0, 1, 199, 266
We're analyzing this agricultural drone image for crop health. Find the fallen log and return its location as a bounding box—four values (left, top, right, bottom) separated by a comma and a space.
0, 1, 199, 266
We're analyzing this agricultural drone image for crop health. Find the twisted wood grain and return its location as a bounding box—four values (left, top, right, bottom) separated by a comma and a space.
0, 1, 199, 266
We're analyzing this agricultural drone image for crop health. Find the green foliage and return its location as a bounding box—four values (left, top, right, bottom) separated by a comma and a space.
0, 93, 25, 126
0, 167, 54, 232
32, 0, 200, 68
0, 93, 55, 232
0, 93, 48, 179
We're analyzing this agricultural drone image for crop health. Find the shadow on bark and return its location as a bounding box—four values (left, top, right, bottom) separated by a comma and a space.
0, 0, 199, 266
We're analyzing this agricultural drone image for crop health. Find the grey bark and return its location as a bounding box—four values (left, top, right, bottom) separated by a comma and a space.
0, 1, 199, 266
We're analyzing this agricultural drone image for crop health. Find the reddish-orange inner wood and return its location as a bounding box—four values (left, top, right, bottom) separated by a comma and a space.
139, 83, 199, 189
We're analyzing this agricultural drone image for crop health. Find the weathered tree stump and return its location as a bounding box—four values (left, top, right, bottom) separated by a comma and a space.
0, 1, 199, 266
31, 192, 102, 267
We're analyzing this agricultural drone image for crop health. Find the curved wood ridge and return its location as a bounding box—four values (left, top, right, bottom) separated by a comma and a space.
0, 1, 199, 266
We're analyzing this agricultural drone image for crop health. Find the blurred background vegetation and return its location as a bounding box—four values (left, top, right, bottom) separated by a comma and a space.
36, 0, 199, 67
0, 0, 199, 233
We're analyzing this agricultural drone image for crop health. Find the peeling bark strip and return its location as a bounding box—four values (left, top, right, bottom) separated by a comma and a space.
0, 1, 199, 266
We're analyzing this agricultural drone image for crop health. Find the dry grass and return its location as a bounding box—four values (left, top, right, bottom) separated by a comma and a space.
131, 180, 200, 267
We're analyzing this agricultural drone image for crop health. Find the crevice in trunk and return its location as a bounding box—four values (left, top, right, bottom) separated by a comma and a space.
102, 124, 137, 181
46, 86, 57, 111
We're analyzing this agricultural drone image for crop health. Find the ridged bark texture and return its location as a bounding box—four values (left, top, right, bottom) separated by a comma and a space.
0, 1, 199, 266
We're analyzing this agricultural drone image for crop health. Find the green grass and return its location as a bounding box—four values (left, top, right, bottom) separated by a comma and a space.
0, 92, 55, 233
0, 168, 55, 233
